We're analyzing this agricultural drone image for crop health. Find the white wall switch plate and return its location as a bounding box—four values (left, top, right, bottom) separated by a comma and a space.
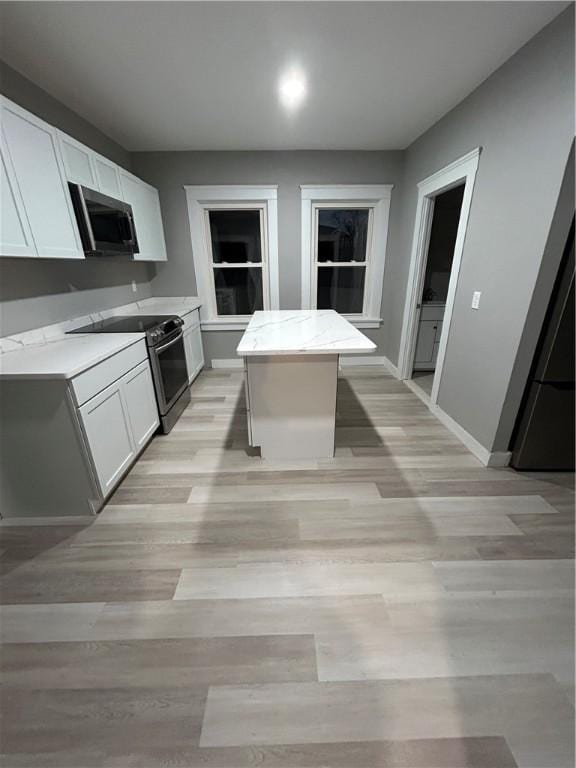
131, 280, 137, 294
471, 291, 481, 309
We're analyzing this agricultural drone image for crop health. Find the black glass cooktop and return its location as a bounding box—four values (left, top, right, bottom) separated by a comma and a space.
69, 315, 173, 334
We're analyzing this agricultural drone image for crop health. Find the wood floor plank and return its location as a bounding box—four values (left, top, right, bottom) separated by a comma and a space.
0, 568, 181, 604
0, 603, 105, 643
85, 737, 521, 768
0, 634, 318, 687
0, 687, 208, 757
70, 519, 300, 545
315, 616, 574, 683
92, 595, 390, 641
188, 483, 381, 503
174, 562, 443, 600
433, 559, 574, 592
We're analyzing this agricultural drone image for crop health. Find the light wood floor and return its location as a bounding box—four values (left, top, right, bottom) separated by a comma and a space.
1, 367, 574, 768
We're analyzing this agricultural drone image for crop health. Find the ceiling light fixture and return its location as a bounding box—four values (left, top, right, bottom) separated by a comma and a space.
278, 67, 307, 111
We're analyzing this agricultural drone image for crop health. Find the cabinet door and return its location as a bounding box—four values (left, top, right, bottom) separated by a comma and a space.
119, 170, 168, 262
184, 325, 205, 383
94, 155, 122, 198
79, 381, 135, 497
0, 143, 36, 257
1, 99, 83, 259
414, 320, 437, 365
122, 360, 159, 450
58, 132, 98, 188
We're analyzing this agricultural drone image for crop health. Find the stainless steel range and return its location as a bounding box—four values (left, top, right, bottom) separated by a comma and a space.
69, 315, 190, 433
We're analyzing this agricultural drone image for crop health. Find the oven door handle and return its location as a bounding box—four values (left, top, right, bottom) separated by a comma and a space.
154, 330, 184, 354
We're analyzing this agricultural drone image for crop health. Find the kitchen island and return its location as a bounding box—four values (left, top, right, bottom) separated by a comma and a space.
237, 310, 376, 459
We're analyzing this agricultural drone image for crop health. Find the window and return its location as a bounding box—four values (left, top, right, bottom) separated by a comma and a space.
316, 207, 371, 314
185, 186, 279, 329
208, 208, 264, 316
301, 185, 393, 327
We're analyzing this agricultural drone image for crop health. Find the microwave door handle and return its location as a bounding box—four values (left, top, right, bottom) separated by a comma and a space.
127, 213, 139, 252
77, 187, 97, 252
154, 331, 184, 354
119, 212, 138, 250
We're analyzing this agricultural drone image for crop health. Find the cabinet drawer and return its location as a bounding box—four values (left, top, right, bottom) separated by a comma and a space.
182, 308, 200, 332
420, 304, 445, 321
71, 340, 148, 406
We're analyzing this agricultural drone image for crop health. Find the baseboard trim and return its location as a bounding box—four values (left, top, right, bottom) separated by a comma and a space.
210, 358, 244, 369
486, 451, 513, 468
339, 356, 387, 367
382, 356, 400, 378
405, 378, 510, 468
339, 355, 400, 378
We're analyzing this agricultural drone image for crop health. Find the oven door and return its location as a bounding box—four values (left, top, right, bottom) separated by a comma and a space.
150, 331, 189, 415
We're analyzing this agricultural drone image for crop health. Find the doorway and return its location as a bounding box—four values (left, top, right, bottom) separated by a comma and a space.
398, 148, 481, 405
412, 184, 465, 396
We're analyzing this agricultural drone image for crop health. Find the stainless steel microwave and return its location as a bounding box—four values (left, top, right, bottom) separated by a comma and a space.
68, 183, 139, 257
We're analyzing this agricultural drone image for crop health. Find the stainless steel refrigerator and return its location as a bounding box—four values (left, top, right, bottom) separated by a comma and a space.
511, 222, 575, 471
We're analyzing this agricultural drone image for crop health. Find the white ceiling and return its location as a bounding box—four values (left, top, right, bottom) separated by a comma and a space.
0, 1, 568, 151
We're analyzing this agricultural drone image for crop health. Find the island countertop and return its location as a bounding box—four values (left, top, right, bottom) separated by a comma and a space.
236, 310, 377, 356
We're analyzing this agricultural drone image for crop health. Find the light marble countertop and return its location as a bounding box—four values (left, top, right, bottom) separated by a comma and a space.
0, 334, 145, 380
0, 296, 202, 380
237, 310, 377, 356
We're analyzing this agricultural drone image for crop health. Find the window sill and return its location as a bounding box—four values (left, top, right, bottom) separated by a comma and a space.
200, 316, 382, 332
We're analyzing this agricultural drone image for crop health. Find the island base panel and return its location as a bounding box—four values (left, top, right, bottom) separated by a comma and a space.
245, 355, 338, 459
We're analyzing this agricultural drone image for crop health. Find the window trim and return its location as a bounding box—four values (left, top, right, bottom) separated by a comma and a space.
185, 185, 279, 330
301, 184, 393, 328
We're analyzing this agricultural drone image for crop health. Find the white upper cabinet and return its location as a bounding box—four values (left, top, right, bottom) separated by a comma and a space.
58, 132, 98, 188
119, 169, 168, 262
1, 98, 83, 259
93, 155, 122, 198
0, 143, 36, 257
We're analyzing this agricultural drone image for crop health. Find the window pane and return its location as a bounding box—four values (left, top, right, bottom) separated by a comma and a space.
317, 209, 369, 262
214, 267, 263, 315
317, 266, 366, 314
209, 210, 262, 263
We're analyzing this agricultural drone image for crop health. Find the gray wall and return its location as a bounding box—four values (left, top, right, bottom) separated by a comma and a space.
0, 62, 153, 336
132, 150, 405, 361
386, 7, 574, 453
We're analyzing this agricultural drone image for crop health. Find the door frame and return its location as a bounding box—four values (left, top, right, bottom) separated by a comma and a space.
397, 147, 481, 404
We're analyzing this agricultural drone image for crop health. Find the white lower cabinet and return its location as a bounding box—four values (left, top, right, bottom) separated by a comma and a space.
79, 381, 136, 497
184, 323, 205, 383
78, 358, 159, 498
123, 361, 160, 449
